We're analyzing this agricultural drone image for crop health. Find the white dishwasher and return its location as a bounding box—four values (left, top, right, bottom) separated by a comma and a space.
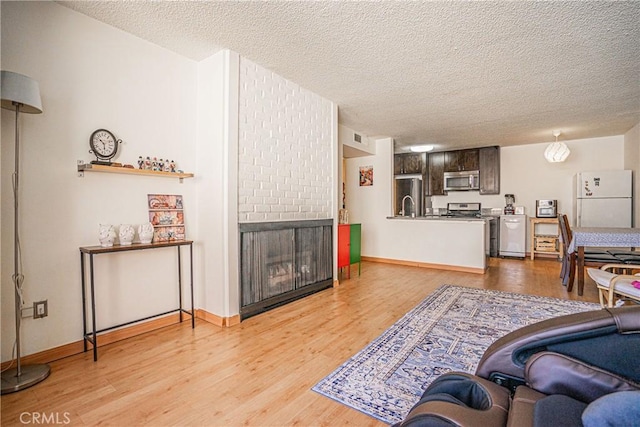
499, 215, 527, 258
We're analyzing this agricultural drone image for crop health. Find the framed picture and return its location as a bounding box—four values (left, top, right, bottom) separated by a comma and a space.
359, 166, 373, 186
147, 194, 185, 242
147, 194, 183, 210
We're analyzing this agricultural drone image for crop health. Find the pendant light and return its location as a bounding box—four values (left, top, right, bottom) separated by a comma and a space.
544, 130, 570, 163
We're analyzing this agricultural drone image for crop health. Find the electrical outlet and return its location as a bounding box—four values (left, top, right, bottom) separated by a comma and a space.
33, 300, 48, 319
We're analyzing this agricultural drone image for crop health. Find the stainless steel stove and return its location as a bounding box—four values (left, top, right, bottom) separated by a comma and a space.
444, 202, 482, 218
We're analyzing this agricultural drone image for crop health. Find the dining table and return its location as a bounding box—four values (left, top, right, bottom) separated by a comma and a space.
567, 227, 640, 296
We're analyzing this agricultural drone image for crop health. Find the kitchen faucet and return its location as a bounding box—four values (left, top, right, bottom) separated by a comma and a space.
400, 195, 415, 217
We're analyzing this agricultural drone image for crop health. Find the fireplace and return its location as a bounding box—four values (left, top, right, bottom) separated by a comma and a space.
239, 219, 333, 319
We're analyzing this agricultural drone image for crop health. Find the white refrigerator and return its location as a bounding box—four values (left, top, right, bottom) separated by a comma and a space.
575, 170, 632, 228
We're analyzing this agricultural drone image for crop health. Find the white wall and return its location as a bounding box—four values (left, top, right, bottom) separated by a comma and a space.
345, 135, 626, 258
344, 138, 394, 255
339, 124, 375, 157
624, 122, 640, 226
195, 50, 239, 319
1, 2, 198, 360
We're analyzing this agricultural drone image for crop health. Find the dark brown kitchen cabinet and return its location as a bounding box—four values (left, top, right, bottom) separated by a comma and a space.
444, 149, 479, 172
427, 152, 445, 196
393, 155, 404, 174
444, 151, 458, 172
462, 149, 480, 171
394, 153, 425, 175
479, 146, 500, 195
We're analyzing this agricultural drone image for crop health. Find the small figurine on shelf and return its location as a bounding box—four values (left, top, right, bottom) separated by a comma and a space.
169, 160, 176, 173
98, 224, 116, 247
163, 160, 171, 172
144, 156, 152, 170
137, 156, 144, 169
138, 222, 154, 244
152, 157, 158, 171
118, 224, 135, 245
158, 158, 165, 172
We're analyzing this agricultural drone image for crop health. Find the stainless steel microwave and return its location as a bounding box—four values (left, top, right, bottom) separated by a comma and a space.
444, 170, 479, 191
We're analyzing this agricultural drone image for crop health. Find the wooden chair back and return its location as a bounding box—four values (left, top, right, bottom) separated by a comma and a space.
558, 214, 575, 287
559, 214, 622, 292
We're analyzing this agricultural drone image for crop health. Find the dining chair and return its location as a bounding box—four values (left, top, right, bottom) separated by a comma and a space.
587, 264, 640, 307
557, 214, 620, 291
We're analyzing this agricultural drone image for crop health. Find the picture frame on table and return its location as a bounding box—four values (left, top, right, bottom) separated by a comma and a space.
147, 194, 185, 242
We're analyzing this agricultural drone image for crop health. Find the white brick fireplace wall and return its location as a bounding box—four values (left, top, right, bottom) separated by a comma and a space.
238, 58, 334, 222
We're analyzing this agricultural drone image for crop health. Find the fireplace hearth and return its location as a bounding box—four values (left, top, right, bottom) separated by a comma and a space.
239, 219, 333, 319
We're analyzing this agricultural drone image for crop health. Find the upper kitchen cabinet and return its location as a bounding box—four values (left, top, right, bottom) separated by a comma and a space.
394, 153, 426, 175
444, 149, 479, 172
479, 146, 500, 195
427, 151, 445, 196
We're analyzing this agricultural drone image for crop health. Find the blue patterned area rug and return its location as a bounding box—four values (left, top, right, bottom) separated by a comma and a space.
312, 285, 600, 424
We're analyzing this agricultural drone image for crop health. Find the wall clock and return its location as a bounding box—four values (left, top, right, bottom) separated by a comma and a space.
89, 129, 121, 165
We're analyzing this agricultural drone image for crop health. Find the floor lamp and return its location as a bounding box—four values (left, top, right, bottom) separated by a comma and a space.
1, 71, 50, 394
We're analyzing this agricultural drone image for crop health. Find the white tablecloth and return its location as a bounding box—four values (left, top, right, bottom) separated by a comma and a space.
568, 227, 640, 253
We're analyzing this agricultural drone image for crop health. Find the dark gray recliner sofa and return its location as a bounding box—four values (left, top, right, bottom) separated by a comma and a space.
394, 306, 640, 427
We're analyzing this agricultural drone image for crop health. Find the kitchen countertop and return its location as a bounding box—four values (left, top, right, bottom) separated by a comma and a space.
374, 216, 490, 273
386, 215, 489, 222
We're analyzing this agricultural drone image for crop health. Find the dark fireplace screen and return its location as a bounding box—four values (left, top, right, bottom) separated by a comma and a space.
239, 220, 333, 319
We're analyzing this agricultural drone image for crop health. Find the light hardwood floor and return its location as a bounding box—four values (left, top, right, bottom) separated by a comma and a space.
1, 258, 600, 426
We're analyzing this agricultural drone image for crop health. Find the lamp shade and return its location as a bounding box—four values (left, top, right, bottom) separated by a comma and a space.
544, 142, 571, 163
1, 71, 42, 114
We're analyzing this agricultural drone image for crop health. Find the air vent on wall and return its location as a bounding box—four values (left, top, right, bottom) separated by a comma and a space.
354, 133, 362, 143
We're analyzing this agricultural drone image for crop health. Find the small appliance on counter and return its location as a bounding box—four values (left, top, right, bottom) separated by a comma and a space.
536, 200, 557, 218
504, 194, 516, 215
424, 207, 443, 217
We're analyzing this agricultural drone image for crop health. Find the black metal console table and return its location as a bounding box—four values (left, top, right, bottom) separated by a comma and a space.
79, 240, 194, 361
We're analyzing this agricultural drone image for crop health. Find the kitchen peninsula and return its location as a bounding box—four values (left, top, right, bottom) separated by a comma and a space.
378, 216, 490, 273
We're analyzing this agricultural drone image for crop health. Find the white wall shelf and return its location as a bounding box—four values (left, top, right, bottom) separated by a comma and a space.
77, 162, 194, 182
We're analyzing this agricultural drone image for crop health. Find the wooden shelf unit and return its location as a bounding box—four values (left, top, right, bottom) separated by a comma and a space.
530, 217, 563, 260
77, 162, 194, 181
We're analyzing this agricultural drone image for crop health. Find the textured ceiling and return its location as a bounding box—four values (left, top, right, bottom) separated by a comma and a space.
57, 1, 640, 152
